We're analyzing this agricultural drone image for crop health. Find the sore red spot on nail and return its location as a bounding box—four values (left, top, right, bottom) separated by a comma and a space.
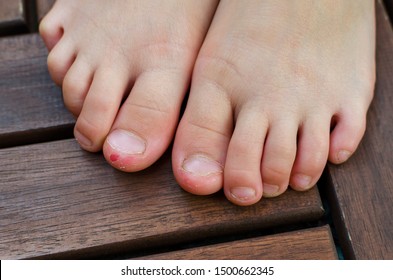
110, 154, 120, 162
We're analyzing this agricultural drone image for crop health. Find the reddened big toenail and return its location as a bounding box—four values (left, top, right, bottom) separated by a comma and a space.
337, 150, 351, 163
182, 155, 223, 176
230, 187, 256, 201
263, 184, 280, 197
107, 129, 146, 155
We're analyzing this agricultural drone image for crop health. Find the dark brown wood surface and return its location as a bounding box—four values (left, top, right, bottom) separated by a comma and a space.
325, 0, 393, 259
137, 226, 337, 260
36, 0, 55, 21
0, 0, 27, 35
0, 34, 74, 148
0, 139, 323, 259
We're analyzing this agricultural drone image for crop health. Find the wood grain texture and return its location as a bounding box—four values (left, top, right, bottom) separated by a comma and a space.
0, 139, 324, 259
137, 226, 337, 260
0, 34, 74, 148
0, 0, 27, 35
325, 0, 393, 259
36, 0, 55, 21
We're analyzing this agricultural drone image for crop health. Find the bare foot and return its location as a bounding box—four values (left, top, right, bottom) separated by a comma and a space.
39, 0, 218, 171
172, 0, 375, 206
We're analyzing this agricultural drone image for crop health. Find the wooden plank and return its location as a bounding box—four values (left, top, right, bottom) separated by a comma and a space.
0, 139, 324, 259
36, 0, 56, 21
137, 226, 337, 260
0, 34, 74, 148
0, 0, 28, 35
325, 0, 393, 259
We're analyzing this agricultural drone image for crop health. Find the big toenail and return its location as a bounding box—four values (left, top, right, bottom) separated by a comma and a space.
292, 174, 312, 190
230, 187, 256, 201
337, 150, 351, 163
182, 155, 223, 176
107, 129, 146, 155
263, 184, 280, 197
74, 130, 92, 147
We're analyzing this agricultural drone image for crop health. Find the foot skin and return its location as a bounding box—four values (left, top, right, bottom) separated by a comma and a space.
39, 0, 218, 171
172, 0, 376, 206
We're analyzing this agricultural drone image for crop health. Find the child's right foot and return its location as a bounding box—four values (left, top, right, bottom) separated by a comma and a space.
39, 0, 218, 171
172, 0, 375, 206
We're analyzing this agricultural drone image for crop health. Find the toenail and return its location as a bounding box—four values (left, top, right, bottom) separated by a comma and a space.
107, 129, 146, 155
337, 150, 351, 163
263, 184, 280, 197
74, 130, 92, 147
292, 174, 312, 190
182, 155, 223, 176
230, 187, 256, 202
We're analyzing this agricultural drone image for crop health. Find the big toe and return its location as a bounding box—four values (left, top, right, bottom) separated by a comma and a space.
103, 69, 190, 172
172, 76, 232, 196
173, 77, 267, 206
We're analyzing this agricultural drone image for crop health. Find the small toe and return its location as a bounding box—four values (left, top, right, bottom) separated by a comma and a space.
290, 116, 330, 191
74, 68, 129, 152
329, 109, 367, 164
39, 3, 64, 50
62, 56, 94, 117
224, 107, 267, 206
261, 119, 298, 198
47, 38, 76, 86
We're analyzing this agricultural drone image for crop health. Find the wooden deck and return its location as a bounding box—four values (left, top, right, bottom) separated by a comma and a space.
0, 0, 391, 259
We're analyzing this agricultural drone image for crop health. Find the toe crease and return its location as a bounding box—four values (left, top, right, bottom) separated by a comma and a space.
186, 120, 231, 140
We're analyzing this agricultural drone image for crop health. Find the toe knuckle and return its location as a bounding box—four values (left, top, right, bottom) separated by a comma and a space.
47, 53, 64, 85
62, 75, 86, 99
76, 115, 102, 139
63, 96, 82, 116
38, 20, 49, 37
46, 51, 57, 71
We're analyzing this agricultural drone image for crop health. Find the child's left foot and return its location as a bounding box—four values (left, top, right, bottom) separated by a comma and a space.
39, 0, 219, 171
172, 0, 376, 205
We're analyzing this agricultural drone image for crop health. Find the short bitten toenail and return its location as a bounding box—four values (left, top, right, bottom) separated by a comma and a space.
337, 150, 351, 163
107, 129, 146, 155
292, 174, 312, 190
230, 187, 256, 201
182, 155, 223, 176
263, 184, 280, 197
74, 130, 92, 147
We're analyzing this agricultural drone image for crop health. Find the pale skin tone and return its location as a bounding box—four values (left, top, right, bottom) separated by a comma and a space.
40, 0, 375, 206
